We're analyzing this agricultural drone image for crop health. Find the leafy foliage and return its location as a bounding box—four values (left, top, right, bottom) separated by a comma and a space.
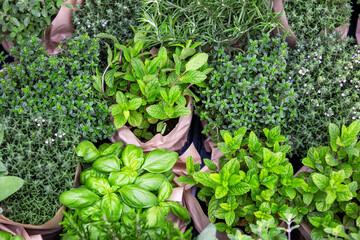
0, 35, 114, 142
295, 120, 360, 239
287, 32, 360, 156
72, 0, 140, 66
179, 126, 303, 235
197, 35, 296, 141
284, 0, 351, 40
0, 230, 24, 240
94, 35, 211, 138
0, 0, 64, 45
60, 141, 192, 239
138, 0, 281, 47
0, 112, 77, 225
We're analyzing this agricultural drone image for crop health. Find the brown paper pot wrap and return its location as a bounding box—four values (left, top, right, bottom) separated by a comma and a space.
271, 0, 349, 48
111, 97, 193, 153
0, 164, 81, 240
1, 0, 81, 54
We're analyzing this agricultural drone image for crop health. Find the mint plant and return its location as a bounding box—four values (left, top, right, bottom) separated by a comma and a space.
284, 0, 351, 40
179, 126, 305, 235
295, 120, 360, 239
287, 32, 360, 156
60, 141, 192, 239
0, 0, 64, 45
94, 35, 211, 139
72, 0, 140, 67
197, 35, 296, 142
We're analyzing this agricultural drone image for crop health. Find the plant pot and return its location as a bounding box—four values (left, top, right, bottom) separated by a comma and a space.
1, 0, 82, 54
271, 0, 349, 48
110, 97, 193, 153
0, 164, 81, 240
0, 224, 43, 240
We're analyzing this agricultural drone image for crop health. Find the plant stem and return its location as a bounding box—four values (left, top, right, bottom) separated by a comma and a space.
170, 71, 187, 89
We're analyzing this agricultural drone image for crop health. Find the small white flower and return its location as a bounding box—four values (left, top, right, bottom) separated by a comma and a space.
356, 85, 359, 88
45, 140, 49, 144
318, 90, 321, 94
304, 84, 307, 87
353, 107, 356, 110
87, 24, 91, 28
344, 80, 347, 83
342, 93, 346, 97
34, 118, 37, 122
42, 119, 45, 122
340, 83, 343, 87
59, 135, 62, 138
77, 21, 80, 25
353, 117, 356, 120
55, 133, 57, 136
306, 92, 309, 94
63, 133, 66, 136
37, 123, 40, 127
52, 139, 55, 142
316, 104, 319, 107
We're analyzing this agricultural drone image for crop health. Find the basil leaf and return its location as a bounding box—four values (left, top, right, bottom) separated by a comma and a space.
158, 179, 173, 201
0, 176, 24, 201
76, 141, 100, 163
142, 149, 178, 173
134, 173, 165, 191
60, 188, 100, 209
119, 185, 158, 208
93, 155, 121, 173
121, 144, 144, 170
101, 142, 124, 157
109, 171, 137, 187
101, 193, 122, 222
167, 201, 191, 223
85, 177, 111, 196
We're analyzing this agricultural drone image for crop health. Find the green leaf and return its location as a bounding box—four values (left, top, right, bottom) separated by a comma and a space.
315, 201, 331, 212
180, 48, 196, 59
204, 158, 217, 171
208, 197, 220, 223
308, 216, 323, 228
347, 120, 360, 139
119, 185, 158, 208
311, 173, 329, 191
142, 149, 178, 173
65, 3, 74, 9
134, 173, 165, 191
101, 142, 124, 157
225, 211, 235, 226
283, 186, 296, 200
146, 104, 168, 120
177, 175, 197, 185
121, 145, 143, 169
186, 53, 208, 71
131, 58, 145, 80
302, 157, 315, 169
128, 111, 143, 127
10, 17, 20, 27
86, 177, 111, 196
113, 114, 127, 129
115, 91, 127, 105
329, 123, 340, 151
158, 180, 173, 201
193, 172, 217, 187
325, 190, 337, 205
93, 155, 121, 173
167, 201, 191, 223
180, 70, 207, 84
0, 176, 24, 201
75, 141, 100, 163
109, 171, 137, 187
101, 193, 122, 222
346, 202, 359, 219
105, 69, 115, 88
96, 33, 120, 45
172, 105, 191, 118
186, 156, 195, 174
3, 0, 9, 12
325, 153, 339, 166
60, 188, 100, 209
228, 182, 251, 196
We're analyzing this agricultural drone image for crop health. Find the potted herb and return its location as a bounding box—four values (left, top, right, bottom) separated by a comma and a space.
0, 230, 25, 240
271, 0, 351, 47
197, 35, 296, 143
60, 140, 192, 239
95, 35, 212, 152
295, 120, 360, 240
0, 0, 67, 51
0, 35, 113, 237
179, 126, 305, 237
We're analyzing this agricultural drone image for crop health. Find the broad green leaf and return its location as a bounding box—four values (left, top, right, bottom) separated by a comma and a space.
185, 53, 208, 71
115, 44, 130, 61
315, 201, 331, 212
158, 180, 173, 201
128, 111, 143, 127
303, 193, 314, 205
345, 202, 359, 219
0, 176, 24, 201
308, 216, 323, 228
75, 141, 100, 163
177, 175, 197, 185
210, 173, 222, 184
101, 142, 124, 157
113, 114, 127, 128
325, 153, 339, 166
193, 172, 217, 187
115, 91, 127, 105
172, 105, 191, 118
186, 156, 195, 174
65, 3, 74, 9
167, 201, 191, 223
3, 0, 9, 12
93, 155, 121, 173
101, 193, 122, 222
228, 182, 251, 196
311, 173, 329, 191
128, 98, 142, 110
347, 120, 360, 139
131, 58, 145, 79
146, 104, 168, 120
180, 70, 207, 84
180, 48, 196, 59
109, 171, 137, 187
208, 197, 220, 223
329, 123, 340, 151
325, 190, 336, 205
121, 145, 143, 169
144, 206, 166, 228
86, 177, 111, 196
104, 69, 115, 88
10, 17, 20, 27
142, 149, 178, 173
134, 173, 165, 191
336, 189, 353, 201
0, 229, 12, 240
283, 186, 296, 200
119, 185, 158, 208
96, 33, 120, 45
204, 158, 217, 171
60, 188, 100, 209
225, 211, 235, 226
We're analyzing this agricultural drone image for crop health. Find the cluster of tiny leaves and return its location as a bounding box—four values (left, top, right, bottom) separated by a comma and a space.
138, 0, 281, 47
0, 0, 64, 44
284, 0, 352, 40
72, 0, 140, 66
287, 32, 360, 157
0, 35, 115, 142
0, 112, 78, 225
197, 35, 297, 141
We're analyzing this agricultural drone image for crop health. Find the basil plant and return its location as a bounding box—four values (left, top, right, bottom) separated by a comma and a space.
93, 34, 212, 139
295, 120, 360, 240
0, 230, 24, 240
179, 126, 305, 237
60, 141, 191, 239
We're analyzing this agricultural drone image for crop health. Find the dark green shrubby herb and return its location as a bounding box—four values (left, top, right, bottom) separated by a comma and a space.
139, 0, 281, 47
179, 126, 304, 236
198, 35, 296, 141
287, 32, 360, 156
0, 113, 78, 225
284, 0, 351, 40
72, 0, 140, 66
295, 121, 360, 240
0, 0, 64, 45
60, 141, 192, 239
0, 35, 114, 142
